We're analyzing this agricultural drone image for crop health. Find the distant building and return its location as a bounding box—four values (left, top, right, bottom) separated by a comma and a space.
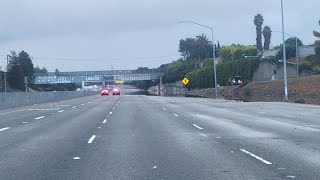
262, 45, 316, 59
262, 49, 279, 57
298, 45, 316, 58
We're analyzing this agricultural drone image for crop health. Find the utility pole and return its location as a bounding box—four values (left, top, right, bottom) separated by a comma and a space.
296, 37, 299, 78
4, 55, 10, 93
281, 0, 289, 102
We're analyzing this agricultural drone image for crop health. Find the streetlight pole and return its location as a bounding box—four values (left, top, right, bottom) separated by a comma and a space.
281, 0, 289, 101
178, 21, 218, 99
4, 55, 10, 93
295, 36, 299, 77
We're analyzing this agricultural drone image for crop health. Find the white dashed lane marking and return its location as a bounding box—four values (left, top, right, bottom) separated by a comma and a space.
73, 157, 81, 160
58, 110, 64, 113
102, 119, 107, 123
0, 127, 11, 132
192, 124, 204, 130
162, 108, 166, 111
35, 116, 45, 120
173, 113, 179, 117
109, 112, 112, 115
286, 175, 296, 179
72, 106, 77, 109
88, 135, 96, 144
240, 149, 272, 165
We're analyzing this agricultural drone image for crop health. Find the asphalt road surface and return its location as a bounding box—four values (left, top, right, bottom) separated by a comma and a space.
0, 87, 320, 179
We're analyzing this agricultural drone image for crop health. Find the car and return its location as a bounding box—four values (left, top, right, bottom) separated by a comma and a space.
101, 89, 109, 96
112, 88, 120, 95
230, 76, 243, 86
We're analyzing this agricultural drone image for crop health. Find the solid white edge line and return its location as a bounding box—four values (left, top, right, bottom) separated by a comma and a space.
0, 109, 27, 116
192, 124, 204, 130
0, 127, 11, 132
35, 116, 45, 120
88, 135, 96, 144
173, 113, 179, 117
102, 119, 107, 123
240, 149, 272, 165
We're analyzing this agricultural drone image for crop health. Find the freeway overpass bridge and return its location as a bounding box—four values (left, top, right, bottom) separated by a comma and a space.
33, 70, 162, 84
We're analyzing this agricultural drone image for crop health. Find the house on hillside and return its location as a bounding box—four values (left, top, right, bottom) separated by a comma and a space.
262, 45, 316, 58
298, 45, 316, 58
252, 45, 316, 82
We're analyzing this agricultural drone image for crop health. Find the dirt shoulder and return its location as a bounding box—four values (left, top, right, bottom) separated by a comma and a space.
187, 75, 320, 105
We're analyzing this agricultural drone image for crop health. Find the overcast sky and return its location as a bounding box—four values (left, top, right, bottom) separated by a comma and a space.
0, 0, 319, 71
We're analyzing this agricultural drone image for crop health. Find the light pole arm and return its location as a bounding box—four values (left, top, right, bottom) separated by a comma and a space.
178, 21, 213, 30
178, 20, 218, 98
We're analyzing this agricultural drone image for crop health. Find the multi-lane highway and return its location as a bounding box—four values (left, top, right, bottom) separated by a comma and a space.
0, 87, 320, 179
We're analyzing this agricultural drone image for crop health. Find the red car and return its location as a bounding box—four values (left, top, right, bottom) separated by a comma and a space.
101, 89, 109, 96
112, 88, 120, 95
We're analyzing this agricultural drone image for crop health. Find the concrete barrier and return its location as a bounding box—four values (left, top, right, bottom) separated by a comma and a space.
0, 91, 98, 109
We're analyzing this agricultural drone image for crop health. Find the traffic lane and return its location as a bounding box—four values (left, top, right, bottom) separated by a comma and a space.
0, 94, 102, 128
151, 96, 320, 143
0, 95, 119, 150
55, 95, 282, 180
0, 96, 121, 180
187, 99, 320, 127
150, 96, 320, 179
165, 99, 320, 150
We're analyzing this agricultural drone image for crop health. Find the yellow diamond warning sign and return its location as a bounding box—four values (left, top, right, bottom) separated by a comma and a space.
181, 78, 189, 86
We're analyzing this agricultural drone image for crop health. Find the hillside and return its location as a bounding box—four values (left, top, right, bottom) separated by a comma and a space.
186, 75, 320, 105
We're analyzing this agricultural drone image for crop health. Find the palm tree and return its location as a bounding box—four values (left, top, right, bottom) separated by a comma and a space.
195, 34, 211, 61
262, 26, 272, 50
254, 14, 264, 51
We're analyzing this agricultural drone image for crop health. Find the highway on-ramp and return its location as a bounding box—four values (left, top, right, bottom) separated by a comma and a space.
0, 87, 320, 179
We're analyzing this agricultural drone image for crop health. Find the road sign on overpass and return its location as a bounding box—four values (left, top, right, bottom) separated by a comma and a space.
33, 70, 162, 84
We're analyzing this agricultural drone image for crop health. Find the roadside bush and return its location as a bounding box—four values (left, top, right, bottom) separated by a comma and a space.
314, 66, 320, 75
299, 61, 313, 73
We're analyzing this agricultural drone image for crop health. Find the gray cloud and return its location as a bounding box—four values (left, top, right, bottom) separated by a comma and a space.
0, 0, 319, 71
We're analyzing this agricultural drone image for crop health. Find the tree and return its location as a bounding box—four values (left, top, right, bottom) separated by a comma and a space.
55, 69, 60, 76
313, 19, 320, 56
34, 66, 48, 74
275, 37, 303, 60
218, 44, 257, 62
18, 51, 34, 79
217, 41, 221, 49
254, 14, 264, 51
7, 51, 25, 90
179, 38, 197, 60
195, 34, 212, 61
262, 26, 272, 50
